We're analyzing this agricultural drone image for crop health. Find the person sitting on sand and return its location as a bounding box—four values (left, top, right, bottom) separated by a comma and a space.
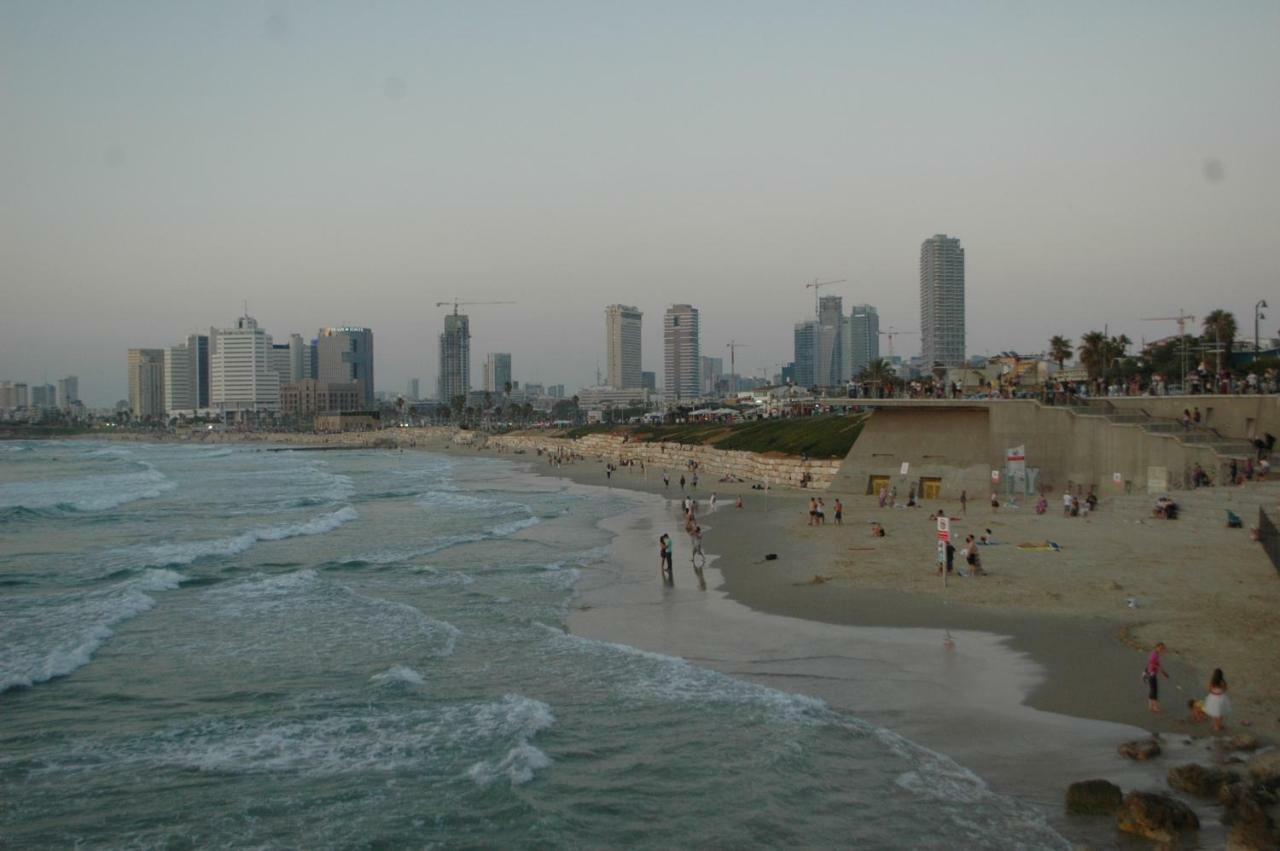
1205, 668, 1231, 732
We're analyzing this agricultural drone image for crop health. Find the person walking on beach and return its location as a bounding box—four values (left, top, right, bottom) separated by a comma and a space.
833, 498, 843, 526
1205, 668, 1231, 732
1144, 642, 1170, 713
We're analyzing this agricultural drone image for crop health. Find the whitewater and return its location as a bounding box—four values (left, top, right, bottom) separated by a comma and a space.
0, 440, 1066, 848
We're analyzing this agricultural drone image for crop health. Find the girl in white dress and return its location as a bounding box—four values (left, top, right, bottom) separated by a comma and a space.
1204, 668, 1231, 732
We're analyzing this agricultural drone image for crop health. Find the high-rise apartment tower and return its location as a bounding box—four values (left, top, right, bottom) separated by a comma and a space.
663, 304, 701, 401
920, 234, 966, 368
605, 304, 643, 390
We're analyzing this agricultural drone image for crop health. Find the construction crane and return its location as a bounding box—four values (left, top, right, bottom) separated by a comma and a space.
805, 278, 847, 317
1142, 310, 1196, 384
878, 327, 917, 358
435, 298, 515, 315
725, 340, 749, 398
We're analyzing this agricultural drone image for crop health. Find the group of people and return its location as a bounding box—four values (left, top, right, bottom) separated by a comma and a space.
1144, 643, 1232, 732
807, 497, 843, 526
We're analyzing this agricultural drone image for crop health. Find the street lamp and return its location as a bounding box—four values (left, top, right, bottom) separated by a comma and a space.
1256, 300, 1268, 360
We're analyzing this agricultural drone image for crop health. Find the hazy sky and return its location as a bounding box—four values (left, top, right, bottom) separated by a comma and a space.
3, 1, 1278, 405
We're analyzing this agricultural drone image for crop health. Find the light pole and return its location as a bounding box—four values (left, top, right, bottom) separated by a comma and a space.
1256, 300, 1268, 361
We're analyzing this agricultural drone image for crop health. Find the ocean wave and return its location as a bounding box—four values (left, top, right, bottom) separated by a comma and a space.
27, 694, 553, 780
0, 463, 177, 514
0, 569, 183, 694
124, 507, 358, 568
370, 665, 426, 687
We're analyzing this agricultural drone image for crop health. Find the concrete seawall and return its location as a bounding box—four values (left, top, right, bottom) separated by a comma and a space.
484, 432, 841, 489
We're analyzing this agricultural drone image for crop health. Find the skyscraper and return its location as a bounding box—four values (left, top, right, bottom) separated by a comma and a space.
817, 294, 845, 387
847, 304, 880, 378
164, 344, 193, 413
483, 353, 512, 393
317, 327, 375, 405
793, 321, 817, 388
128, 348, 166, 419
438, 313, 470, 404
210, 315, 280, 413
56, 376, 79, 410
920, 234, 966, 368
605, 304, 643, 390
663, 304, 701, 401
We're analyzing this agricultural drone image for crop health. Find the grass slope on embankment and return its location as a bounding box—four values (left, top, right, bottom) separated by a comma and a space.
562, 415, 865, 459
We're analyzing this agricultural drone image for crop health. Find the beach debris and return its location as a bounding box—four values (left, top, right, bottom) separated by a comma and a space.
1115, 791, 1200, 842
1065, 779, 1123, 815
1118, 739, 1162, 761
1167, 763, 1238, 797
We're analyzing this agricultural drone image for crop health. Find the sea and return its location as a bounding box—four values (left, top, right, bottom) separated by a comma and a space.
0, 440, 1067, 849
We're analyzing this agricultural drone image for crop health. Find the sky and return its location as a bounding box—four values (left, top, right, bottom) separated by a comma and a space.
2, 1, 1278, 406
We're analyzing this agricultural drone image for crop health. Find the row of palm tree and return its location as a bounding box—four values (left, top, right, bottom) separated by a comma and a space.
1050, 309, 1241, 380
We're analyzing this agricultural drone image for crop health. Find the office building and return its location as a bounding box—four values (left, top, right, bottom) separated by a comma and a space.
56, 376, 79, 410
317, 327, 374, 405
210, 315, 280, 413
793, 321, 817, 388
817, 295, 844, 387
406, 378, 420, 400
848, 304, 880, 378
164, 344, 193, 413
701, 356, 724, 396
605, 304, 643, 390
438, 313, 470, 404
663, 304, 701, 401
483, 352, 513, 394
128, 348, 166, 419
641, 371, 657, 391
920, 234, 966, 368
288, 333, 312, 382
280, 380, 361, 416
30, 384, 56, 409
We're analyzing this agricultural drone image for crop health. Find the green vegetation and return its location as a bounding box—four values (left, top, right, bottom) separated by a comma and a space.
558, 415, 864, 459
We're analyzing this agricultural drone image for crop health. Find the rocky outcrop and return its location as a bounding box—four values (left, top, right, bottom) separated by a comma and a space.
487, 432, 842, 489
1118, 739, 1162, 760
1168, 763, 1237, 797
1115, 791, 1200, 842
1065, 779, 1123, 815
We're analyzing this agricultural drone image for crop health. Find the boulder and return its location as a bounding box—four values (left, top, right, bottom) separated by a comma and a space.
1065, 779, 1123, 815
1168, 763, 1237, 797
1118, 739, 1162, 760
1115, 791, 1200, 843
1224, 789, 1280, 851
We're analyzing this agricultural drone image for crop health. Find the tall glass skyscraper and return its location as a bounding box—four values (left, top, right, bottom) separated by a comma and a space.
920, 234, 965, 368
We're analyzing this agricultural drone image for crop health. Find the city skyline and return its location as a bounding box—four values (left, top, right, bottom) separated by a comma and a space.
3, 3, 1278, 405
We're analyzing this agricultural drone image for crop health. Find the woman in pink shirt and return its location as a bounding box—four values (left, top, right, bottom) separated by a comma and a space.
1144, 642, 1170, 713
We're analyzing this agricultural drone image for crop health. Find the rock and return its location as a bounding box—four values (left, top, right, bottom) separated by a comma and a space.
1224, 789, 1280, 851
1065, 779, 1123, 815
1115, 791, 1200, 842
1226, 733, 1263, 752
1250, 751, 1280, 786
1168, 763, 1236, 797
1118, 739, 1162, 760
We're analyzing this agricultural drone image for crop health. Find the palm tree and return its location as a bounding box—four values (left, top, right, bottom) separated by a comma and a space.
1077, 331, 1108, 380
1049, 335, 1073, 368
1203, 310, 1238, 360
